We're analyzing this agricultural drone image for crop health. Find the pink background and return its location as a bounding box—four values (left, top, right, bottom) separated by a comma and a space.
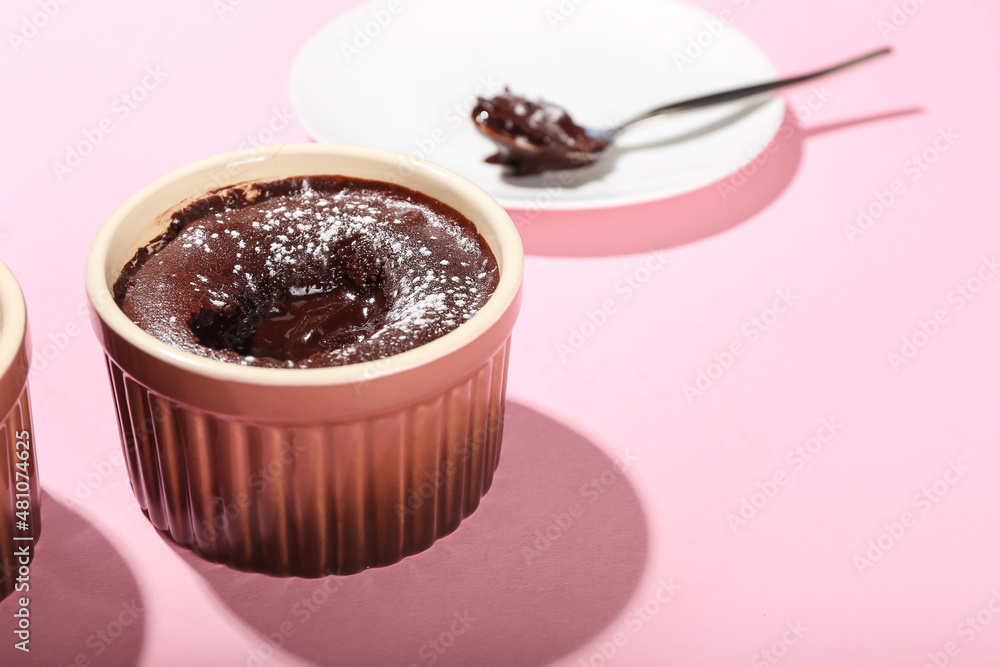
2, 0, 999, 665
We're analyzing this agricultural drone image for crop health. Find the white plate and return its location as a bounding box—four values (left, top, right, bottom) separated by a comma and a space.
290, 0, 785, 210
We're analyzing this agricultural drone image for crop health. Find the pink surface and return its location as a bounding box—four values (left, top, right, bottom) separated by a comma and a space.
2, 0, 998, 665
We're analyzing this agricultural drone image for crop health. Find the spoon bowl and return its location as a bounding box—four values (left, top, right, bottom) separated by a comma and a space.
473, 47, 892, 176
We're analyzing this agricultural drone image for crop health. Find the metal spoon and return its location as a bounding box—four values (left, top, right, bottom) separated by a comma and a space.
473, 47, 892, 174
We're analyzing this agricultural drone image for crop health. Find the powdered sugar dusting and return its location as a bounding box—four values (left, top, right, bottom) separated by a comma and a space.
118, 176, 500, 369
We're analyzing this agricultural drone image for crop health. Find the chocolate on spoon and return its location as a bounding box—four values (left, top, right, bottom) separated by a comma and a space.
472, 47, 892, 176
471, 90, 610, 176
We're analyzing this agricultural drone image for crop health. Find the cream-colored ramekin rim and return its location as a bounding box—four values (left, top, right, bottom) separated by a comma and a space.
85, 144, 523, 388
0, 260, 27, 383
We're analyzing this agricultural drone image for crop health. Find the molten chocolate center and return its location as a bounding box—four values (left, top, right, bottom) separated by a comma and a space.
115, 176, 500, 369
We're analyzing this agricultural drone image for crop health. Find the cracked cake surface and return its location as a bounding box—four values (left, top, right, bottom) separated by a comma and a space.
115, 175, 500, 368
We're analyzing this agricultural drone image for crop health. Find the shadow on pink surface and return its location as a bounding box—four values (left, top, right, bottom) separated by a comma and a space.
0, 493, 145, 666
172, 401, 648, 667
514, 107, 924, 258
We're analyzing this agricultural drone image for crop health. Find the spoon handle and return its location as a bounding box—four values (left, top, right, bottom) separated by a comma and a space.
619, 46, 892, 131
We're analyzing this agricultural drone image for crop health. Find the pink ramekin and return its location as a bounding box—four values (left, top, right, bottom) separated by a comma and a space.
0, 261, 41, 599
86, 144, 523, 577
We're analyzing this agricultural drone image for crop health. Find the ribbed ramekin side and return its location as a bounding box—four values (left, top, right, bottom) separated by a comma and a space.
0, 387, 41, 599
103, 338, 510, 577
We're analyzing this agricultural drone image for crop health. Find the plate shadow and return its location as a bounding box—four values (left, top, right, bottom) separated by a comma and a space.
512, 107, 924, 257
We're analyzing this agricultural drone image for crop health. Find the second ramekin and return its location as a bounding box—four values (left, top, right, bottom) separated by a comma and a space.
0, 261, 41, 600
86, 144, 523, 577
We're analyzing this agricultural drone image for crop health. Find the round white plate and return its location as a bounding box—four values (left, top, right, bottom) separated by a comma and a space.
290, 0, 785, 210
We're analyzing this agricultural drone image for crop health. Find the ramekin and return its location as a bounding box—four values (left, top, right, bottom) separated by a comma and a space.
0, 261, 40, 599
86, 144, 523, 577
